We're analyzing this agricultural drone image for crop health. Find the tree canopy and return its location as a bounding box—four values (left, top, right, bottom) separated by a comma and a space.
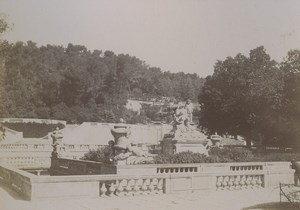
199, 46, 300, 149
0, 38, 204, 123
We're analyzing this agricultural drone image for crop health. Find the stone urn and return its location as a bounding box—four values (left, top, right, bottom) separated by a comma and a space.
111, 124, 131, 151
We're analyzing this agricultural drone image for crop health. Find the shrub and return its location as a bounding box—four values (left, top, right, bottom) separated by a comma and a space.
81, 146, 113, 163
252, 151, 300, 162
153, 147, 254, 164
208, 147, 254, 162
153, 151, 210, 164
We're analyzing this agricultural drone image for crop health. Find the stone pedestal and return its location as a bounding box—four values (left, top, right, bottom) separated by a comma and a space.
175, 142, 208, 155
161, 126, 211, 155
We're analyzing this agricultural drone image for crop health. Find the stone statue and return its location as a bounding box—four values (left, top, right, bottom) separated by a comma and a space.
110, 119, 153, 165
185, 99, 193, 124
51, 127, 65, 158
171, 104, 191, 139
161, 102, 211, 155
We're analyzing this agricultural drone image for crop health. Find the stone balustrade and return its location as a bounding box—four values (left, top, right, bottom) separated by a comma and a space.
99, 177, 164, 197
0, 161, 295, 201
0, 144, 29, 150
157, 166, 198, 174
0, 156, 51, 169
0, 144, 99, 169
216, 174, 264, 190
230, 165, 263, 171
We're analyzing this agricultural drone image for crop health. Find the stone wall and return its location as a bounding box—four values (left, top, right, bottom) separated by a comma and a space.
0, 161, 294, 200
0, 123, 171, 169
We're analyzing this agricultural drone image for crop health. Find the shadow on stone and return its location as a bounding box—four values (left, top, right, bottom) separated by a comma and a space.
0, 181, 27, 201
242, 202, 300, 210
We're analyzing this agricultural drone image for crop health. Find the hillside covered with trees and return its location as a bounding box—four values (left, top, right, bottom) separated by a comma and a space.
1, 16, 300, 149
0, 17, 204, 123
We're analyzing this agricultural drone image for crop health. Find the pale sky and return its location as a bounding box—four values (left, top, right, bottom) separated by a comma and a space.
1, 0, 300, 77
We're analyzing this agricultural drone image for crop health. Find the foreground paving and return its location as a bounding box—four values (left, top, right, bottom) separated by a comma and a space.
0, 183, 287, 210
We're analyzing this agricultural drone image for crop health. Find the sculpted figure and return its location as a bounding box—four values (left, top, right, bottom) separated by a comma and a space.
171, 104, 190, 139
185, 99, 193, 124
110, 119, 153, 164
51, 127, 64, 158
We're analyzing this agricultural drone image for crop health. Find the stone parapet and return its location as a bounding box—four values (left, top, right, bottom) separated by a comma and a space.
0, 161, 295, 200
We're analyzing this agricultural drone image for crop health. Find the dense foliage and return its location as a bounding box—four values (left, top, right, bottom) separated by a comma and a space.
81, 146, 113, 163
0, 41, 204, 123
154, 151, 209, 164
1, 122, 64, 138
0, 16, 204, 123
82, 147, 300, 164
208, 147, 254, 162
154, 148, 254, 164
1, 16, 300, 149
199, 46, 300, 149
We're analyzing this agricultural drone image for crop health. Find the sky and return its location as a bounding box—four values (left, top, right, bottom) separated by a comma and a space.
0, 0, 300, 77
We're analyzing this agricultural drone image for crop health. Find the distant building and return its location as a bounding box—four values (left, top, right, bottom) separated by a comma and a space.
0, 119, 171, 169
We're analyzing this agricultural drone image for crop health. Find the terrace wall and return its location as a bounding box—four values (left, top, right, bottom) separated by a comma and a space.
0, 161, 294, 200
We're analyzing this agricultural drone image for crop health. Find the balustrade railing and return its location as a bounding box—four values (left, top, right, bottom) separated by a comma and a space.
216, 174, 264, 190
0, 161, 294, 200
157, 166, 198, 174
0, 144, 29, 150
230, 165, 263, 171
99, 177, 164, 197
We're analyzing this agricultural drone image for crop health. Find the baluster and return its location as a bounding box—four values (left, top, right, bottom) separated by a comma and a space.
108, 182, 116, 197
117, 179, 127, 196
234, 176, 240, 190
257, 175, 263, 187
157, 178, 164, 194
151, 178, 158, 194
240, 175, 246, 189
125, 179, 134, 196
100, 182, 107, 197
216, 176, 223, 190
222, 176, 229, 190
148, 179, 155, 194
142, 179, 149, 195
245, 176, 251, 188
133, 179, 141, 196
251, 176, 257, 188
228, 176, 234, 190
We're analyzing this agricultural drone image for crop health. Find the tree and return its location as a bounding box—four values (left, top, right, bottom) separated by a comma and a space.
0, 34, 205, 122
0, 15, 10, 117
199, 46, 284, 148
279, 50, 300, 148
